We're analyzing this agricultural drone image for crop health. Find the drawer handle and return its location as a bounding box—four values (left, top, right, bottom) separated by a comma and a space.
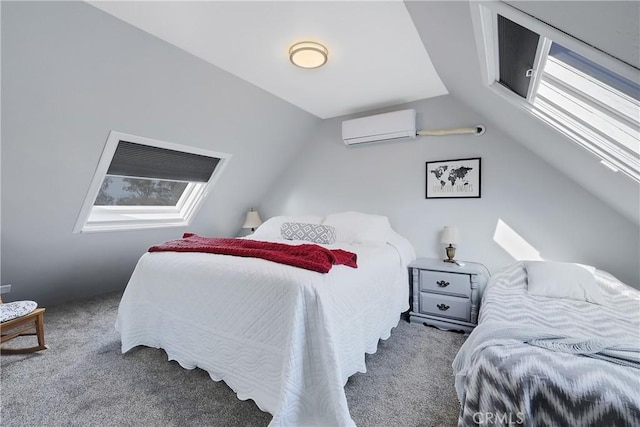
436, 280, 450, 287
437, 304, 450, 311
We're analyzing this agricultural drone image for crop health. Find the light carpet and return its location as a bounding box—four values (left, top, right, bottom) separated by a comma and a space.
1, 292, 466, 426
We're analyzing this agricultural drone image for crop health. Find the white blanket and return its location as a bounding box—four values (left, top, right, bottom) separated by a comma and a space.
116, 235, 415, 426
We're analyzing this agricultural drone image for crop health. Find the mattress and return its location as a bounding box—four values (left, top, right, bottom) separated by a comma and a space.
453, 262, 640, 426
116, 234, 415, 426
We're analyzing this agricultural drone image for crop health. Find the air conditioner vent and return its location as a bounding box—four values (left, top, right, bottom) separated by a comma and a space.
342, 109, 417, 145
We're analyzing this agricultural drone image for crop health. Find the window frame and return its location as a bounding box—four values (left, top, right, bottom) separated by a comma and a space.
74, 131, 231, 233
470, 1, 639, 181
471, 1, 636, 89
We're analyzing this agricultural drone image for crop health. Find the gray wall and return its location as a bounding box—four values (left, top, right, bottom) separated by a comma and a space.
261, 96, 640, 289
406, 1, 640, 226
2, 1, 638, 308
1, 2, 319, 305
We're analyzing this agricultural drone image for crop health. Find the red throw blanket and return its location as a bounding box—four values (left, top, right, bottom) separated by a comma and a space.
148, 233, 358, 274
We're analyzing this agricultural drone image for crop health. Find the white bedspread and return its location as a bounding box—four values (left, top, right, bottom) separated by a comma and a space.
116, 235, 414, 426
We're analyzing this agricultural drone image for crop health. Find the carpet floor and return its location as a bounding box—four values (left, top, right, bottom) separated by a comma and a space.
1, 292, 466, 426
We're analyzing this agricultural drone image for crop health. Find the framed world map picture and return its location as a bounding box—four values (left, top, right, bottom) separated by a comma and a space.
426, 157, 481, 199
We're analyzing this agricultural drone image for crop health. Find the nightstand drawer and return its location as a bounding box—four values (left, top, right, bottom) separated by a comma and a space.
419, 270, 471, 297
419, 293, 471, 322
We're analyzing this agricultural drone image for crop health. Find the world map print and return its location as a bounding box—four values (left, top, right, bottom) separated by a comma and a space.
430, 165, 474, 188
426, 158, 480, 198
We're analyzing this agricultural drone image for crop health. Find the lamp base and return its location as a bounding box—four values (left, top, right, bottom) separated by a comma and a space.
444, 244, 456, 263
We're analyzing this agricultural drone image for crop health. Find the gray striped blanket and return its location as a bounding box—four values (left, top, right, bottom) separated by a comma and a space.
454, 262, 640, 427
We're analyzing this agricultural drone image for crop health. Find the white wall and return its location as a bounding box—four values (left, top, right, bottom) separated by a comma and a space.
2, 1, 638, 307
406, 1, 640, 226
261, 96, 640, 288
1, 2, 319, 305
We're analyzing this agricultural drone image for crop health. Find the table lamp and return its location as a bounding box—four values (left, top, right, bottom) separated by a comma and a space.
242, 208, 262, 232
441, 226, 460, 263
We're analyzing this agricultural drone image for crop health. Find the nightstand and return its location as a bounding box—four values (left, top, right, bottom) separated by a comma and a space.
409, 258, 489, 333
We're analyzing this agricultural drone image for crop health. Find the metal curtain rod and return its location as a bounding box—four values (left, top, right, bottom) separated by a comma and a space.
417, 125, 486, 137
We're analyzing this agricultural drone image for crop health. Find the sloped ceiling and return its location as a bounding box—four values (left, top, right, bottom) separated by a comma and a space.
89, 0, 448, 119
90, 0, 639, 223
405, 0, 640, 225
2, 1, 637, 306
1, 1, 321, 305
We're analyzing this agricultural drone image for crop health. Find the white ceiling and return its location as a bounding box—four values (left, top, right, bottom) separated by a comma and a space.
89, 1, 448, 119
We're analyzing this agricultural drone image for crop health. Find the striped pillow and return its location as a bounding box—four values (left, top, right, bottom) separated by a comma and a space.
280, 222, 337, 244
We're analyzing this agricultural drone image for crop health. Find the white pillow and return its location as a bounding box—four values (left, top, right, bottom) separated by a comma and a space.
251, 215, 323, 239
525, 261, 607, 305
322, 211, 392, 245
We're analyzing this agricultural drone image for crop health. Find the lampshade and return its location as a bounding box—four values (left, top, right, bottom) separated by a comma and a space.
289, 41, 328, 69
440, 226, 460, 245
242, 209, 262, 230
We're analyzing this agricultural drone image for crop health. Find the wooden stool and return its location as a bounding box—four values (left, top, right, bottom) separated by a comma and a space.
0, 297, 47, 354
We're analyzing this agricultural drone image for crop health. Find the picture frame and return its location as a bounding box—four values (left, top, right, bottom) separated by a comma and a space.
426, 157, 481, 199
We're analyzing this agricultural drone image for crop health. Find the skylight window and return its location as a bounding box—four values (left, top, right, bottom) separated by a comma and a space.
74, 131, 231, 233
471, 3, 640, 182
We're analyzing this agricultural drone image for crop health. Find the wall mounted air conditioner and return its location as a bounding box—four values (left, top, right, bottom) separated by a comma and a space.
342, 109, 417, 145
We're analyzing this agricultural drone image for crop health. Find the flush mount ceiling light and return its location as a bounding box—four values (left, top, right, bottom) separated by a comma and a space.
289, 41, 328, 69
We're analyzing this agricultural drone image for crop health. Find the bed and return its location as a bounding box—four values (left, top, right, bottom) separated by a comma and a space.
116, 212, 415, 426
453, 261, 640, 426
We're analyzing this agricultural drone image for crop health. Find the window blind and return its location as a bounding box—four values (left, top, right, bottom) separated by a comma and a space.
107, 141, 221, 182
498, 14, 540, 98
533, 46, 640, 181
